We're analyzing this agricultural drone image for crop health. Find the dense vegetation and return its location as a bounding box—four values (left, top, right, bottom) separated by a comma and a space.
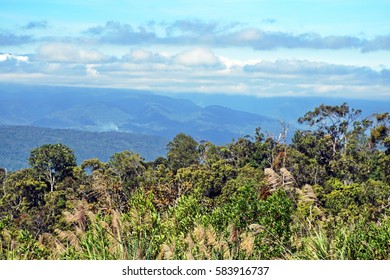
0, 103, 389, 260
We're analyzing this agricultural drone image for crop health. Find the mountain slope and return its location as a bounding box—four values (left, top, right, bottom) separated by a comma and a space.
0, 125, 168, 171
0, 84, 280, 144
170, 93, 390, 122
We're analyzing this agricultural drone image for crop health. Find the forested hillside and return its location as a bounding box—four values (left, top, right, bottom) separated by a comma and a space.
0, 103, 389, 260
0, 125, 167, 170
0, 84, 279, 144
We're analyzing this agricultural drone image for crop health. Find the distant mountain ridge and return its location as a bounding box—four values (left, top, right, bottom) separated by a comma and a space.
1, 84, 389, 170
168, 92, 390, 122
0, 84, 280, 144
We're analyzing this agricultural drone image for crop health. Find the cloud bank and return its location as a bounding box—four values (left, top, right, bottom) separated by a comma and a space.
3, 19, 390, 53
35, 43, 111, 63
1, 45, 389, 99
1, 19, 389, 99
81, 20, 390, 52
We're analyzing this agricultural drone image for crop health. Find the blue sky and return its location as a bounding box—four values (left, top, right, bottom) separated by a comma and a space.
1, 0, 390, 99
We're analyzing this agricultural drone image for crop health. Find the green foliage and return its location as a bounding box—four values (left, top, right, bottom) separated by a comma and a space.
208, 183, 259, 230
108, 151, 145, 193
29, 143, 77, 192
0, 103, 389, 260
167, 133, 199, 171
0, 229, 49, 260
2, 168, 47, 212
333, 217, 390, 260
81, 158, 107, 173
296, 216, 390, 260
0, 168, 6, 186
298, 103, 361, 157
170, 192, 205, 234
315, 178, 390, 221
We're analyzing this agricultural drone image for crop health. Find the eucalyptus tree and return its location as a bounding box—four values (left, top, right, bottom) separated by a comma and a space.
29, 144, 77, 192
298, 103, 361, 157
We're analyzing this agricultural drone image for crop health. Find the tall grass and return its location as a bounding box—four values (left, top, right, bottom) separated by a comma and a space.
1, 189, 388, 260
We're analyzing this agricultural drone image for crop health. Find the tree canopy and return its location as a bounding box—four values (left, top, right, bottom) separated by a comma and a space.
0, 103, 389, 260
167, 133, 199, 171
28, 143, 77, 192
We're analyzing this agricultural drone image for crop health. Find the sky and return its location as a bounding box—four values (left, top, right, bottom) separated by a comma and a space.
1, 0, 390, 99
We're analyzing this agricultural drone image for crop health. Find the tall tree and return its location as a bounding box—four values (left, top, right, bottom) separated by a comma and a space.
167, 133, 199, 172
298, 103, 361, 157
370, 112, 390, 152
108, 151, 145, 189
29, 144, 77, 192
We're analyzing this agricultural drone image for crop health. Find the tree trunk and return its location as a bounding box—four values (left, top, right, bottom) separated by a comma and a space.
49, 172, 55, 192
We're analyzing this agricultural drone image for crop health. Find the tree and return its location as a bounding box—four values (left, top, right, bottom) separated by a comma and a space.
226, 137, 253, 168
0, 168, 49, 236
29, 144, 77, 192
368, 113, 390, 182
289, 130, 333, 185
108, 151, 145, 191
251, 128, 275, 170
0, 168, 6, 190
370, 113, 390, 152
167, 133, 199, 172
1, 168, 46, 212
298, 103, 361, 157
81, 158, 108, 174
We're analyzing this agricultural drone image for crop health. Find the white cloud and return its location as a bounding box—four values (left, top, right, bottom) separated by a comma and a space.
122, 48, 167, 63
82, 20, 390, 52
35, 43, 108, 63
243, 59, 380, 82
172, 48, 223, 68
129, 49, 153, 61
0, 53, 30, 73
1, 48, 389, 100
86, 64, 99, 77
0, 53, 29, 62
235, 28, 262, 42
119, 47, 226, 69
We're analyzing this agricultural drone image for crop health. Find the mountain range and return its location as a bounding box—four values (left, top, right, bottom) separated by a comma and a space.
167, 92, 390, 122
1, 83, 389, 170
0, 84, 280, 144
